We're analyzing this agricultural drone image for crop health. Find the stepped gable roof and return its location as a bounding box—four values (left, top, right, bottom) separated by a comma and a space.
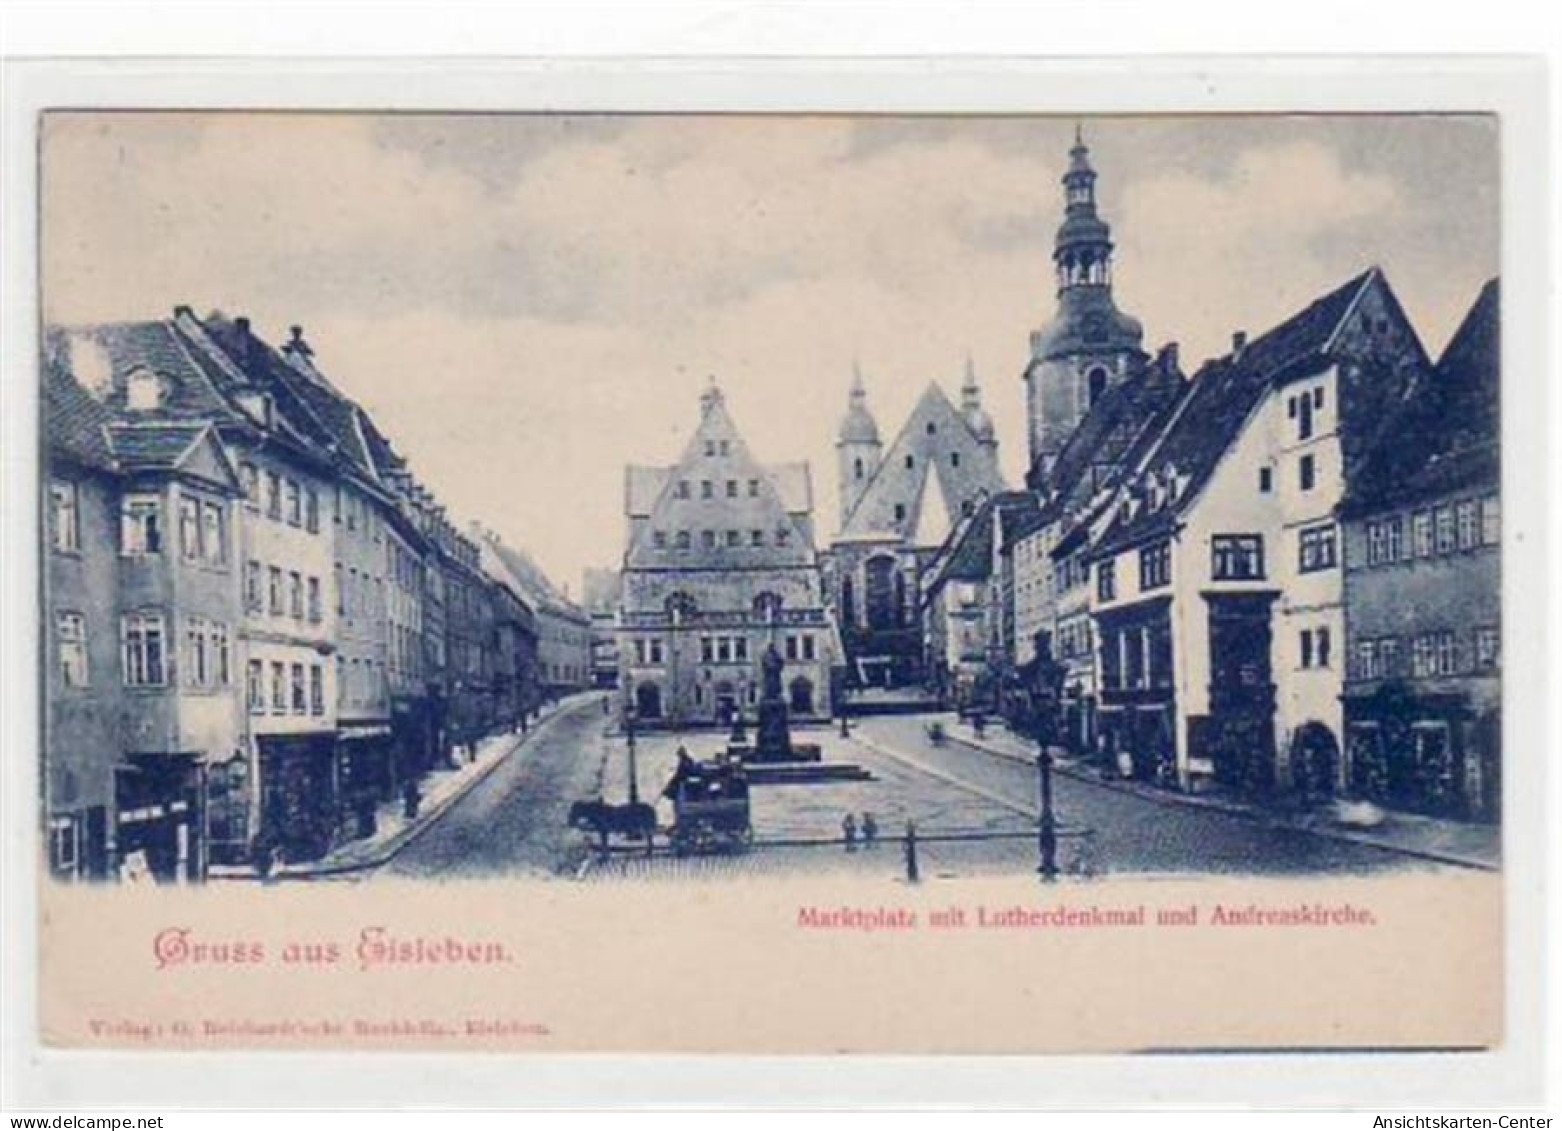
1092, 268, 1382, 557
1342, 278, 1500, 516
838, 381, 1006, 544
42, 356, 118, 474
625, 382, 817, 570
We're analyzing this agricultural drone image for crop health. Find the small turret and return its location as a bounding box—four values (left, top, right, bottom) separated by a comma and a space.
959, 355, 997, 448
836, 361, 882, 525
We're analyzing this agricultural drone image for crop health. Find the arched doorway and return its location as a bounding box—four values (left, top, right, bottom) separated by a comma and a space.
789, 677, 815, 716
715, 681, 737, 723
635, 682, 663, 720
1291, 722, 1341, 797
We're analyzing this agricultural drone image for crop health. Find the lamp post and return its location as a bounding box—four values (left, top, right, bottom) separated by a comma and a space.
1036, 739, 1058, 883
624, 675, 639, 806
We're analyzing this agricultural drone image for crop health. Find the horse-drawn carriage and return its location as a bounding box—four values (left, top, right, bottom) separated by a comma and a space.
663, 753, 752, 856
569, 749, 753, 858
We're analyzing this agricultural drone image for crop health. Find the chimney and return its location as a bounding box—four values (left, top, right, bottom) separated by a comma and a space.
173, 304, 194, 320
235, 316, 251, 337
1232, 330, 1248, 358
1156, 342, 1180, 379
284, 324, 313, 360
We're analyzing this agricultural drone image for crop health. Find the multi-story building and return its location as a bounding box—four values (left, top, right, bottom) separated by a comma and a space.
477, 527, 590, 705
43, 360, 130, 880
921, 491, 1041, 709
438, 526, 496, 749
581, 567, 622, 689
44, 321, 256, 876
1339, 280, 1501, 821
826, 362, 1006, 689
1085, 268, 1430, 792
618, 381, 840, 726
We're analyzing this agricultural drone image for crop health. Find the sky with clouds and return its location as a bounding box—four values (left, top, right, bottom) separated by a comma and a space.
41, 112, 1498, 593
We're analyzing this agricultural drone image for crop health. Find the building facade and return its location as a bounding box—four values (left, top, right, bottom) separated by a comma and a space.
1340, 280, 1501, 821
826, 363, 1006, 689
619, 382, 840, 726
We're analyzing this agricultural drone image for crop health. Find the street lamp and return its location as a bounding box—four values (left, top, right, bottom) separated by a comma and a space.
624, 675, 639, 806
1036, 740, 1058, 883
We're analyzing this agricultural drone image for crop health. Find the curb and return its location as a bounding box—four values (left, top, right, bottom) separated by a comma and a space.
221, 695, 599, 882
938, 728, 1499, 873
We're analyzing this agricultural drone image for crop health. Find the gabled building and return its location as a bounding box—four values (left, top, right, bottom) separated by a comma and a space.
1085, 267, 1430, 792
921, 490, 1041, 709
827, 362, 1006, 688
619, 381, 839, 725
477, 529, 590, 705
43, 324, 252, 878
581, 567, 622, 689
1339, 279, 1501, 821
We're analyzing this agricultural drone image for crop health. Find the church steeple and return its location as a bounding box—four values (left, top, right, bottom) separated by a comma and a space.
836, 361, 882, 525
1054, 126, 1115, 294
1021, 125, 1147, 479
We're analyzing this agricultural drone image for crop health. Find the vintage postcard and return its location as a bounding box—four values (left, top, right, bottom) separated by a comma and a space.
18, 77, 1535, 1079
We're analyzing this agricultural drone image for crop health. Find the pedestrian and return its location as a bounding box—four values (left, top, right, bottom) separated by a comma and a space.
903, 820, 920, 884
842, 812, 858, 852
402, 777, 421, 820
861, 811, 878, 847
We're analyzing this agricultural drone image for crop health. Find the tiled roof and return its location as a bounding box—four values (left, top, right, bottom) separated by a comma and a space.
1341, 278, 1499, 515
1093, 268, 1379, 555
44, 320, 246, 425
926, 490, 1039, 590
482, 533, 588, 623
42, 358, 118, 473
106, 422, 205, 470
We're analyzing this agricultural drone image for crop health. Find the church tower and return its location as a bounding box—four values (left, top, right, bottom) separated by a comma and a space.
959, 354, 998, 456
1023, 128, 1146, 482
836, 362, 882, 523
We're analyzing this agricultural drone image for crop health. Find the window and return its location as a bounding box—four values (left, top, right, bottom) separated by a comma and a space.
1412, 631, 1458, 678
1258, 466, 1273, 494
270, 661, 286, 712
1367, 517, 1405, 566
310, 664, 325, 715
1379, 637, 1402, 678
725, 530, 741, 547
719, 441, 730, 456
1412, 510, 1435, 557
121, 612, 166, 687
242, 560, 260, 611
285, 479, 302, 526
648, 638, 664, 664
653, 530, 667, 549
1298, 453, 1316, 491
125, 368, 162, 410
1314, 386, 1325, 411
1300, 628, 1313, 669
784, 635, 799, 661
1298, 523, 1338, 573
247, 659, 265, 713
240, 462, 260, 506
120, 495, 162, 555
726, 480, 738, 498
904, 454, 915, 470
307, 577, 322, 623
1139, 541, 1170, 590
1097, 560, 1117, 602
750, 530, 763, 547
676, 480, 690, 499
951, 452, 961, 468
701, 530, 716, 550
204, 501, 227, 563
265, 471, 282, 520
748, 478, 759, 497
1475, 626, 1500, 670
305, 488, 320, 533
716, 636, 732, 663
288, 572, 304, 619
775, 528, 791, 546
185, 617, 209, 687
701, 480, 713, 499
675, 530, 691, 551
178, 496, 201, 560
802, 634, 816, 661
853, 458, 864, 480
268, 566, 283, 615
290, 663, 306, 714
1353, 639, 1378, 681
1317, 626, 1332, 668
50, 481, 79, 552
57, 612, 88, 687
701, 636, 714, 663
1456, 500, 1479, 550
1211, 534, 1264, 580
1481, 495, 1500, 545
734, 637, 749, 662
1434, 505, 1456, 554
893, 504, 906, 522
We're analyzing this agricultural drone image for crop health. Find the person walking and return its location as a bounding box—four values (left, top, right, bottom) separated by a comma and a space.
841, 812, 858, 852
861, 811, 879, 847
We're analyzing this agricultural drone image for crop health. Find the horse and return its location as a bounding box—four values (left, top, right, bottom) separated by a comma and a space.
567, 798, 658, 853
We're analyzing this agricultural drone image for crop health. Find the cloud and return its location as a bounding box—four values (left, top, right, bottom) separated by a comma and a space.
40, 114, 1497, 591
